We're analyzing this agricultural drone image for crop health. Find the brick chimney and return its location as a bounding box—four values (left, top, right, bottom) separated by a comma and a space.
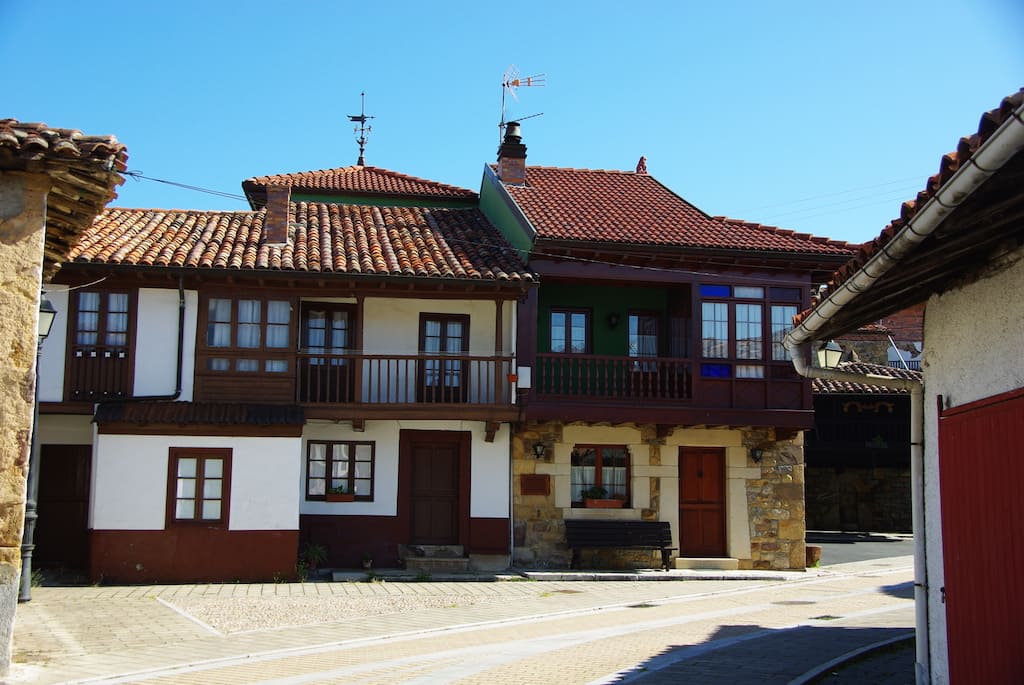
264, 185, 291, 246
497, 121, 528, 184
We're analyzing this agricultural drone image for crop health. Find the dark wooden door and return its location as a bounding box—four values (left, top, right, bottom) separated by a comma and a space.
678, 447, 726, 557
35, 444, 91, 569
939, 389, 1024, 684
411, 442, 459, 544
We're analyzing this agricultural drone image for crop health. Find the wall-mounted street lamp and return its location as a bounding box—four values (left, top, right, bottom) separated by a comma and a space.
817, 340, 844, 370
749, 447, 764, 464
533, 442, 546, 459
21, 294, 57, 602
606, 312, 620, 329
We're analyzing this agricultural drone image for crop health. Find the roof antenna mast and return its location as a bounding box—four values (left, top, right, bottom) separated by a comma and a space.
348, 92, 375, 166
500, 65, 545, 141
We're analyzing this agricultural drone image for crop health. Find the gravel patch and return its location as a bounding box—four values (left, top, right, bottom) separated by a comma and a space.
169, 593, 497, 634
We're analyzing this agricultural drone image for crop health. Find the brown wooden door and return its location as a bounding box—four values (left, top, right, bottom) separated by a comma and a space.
35, 444, 92, 569
411, 442, 460, 544
678, 447, 726, 557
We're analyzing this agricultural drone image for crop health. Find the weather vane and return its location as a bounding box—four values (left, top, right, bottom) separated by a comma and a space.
500, 65, 545, 141
348, 92, 375, 165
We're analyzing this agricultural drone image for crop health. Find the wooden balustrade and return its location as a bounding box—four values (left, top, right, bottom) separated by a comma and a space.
535, 354, 692, 401
67, 345, 131, 400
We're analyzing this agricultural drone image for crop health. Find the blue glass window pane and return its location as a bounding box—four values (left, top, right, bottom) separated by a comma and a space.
700, 363, 731, 378
699, 285, 730, 297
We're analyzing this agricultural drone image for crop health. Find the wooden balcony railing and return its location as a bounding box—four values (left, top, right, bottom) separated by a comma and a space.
535, 353, 692, 401
296, 352, 516, 406
67, 345, 131, 400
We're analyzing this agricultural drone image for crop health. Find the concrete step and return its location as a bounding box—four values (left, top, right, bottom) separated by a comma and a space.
398, 544, 465, 559
402, 556, 471, 574
674, 557, 739, 570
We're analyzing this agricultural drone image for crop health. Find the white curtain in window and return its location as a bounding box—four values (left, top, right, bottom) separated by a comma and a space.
207, 299, 232, 347
266, 300, 289, 348
76, 292, 100, 345
237, 299, 261, 348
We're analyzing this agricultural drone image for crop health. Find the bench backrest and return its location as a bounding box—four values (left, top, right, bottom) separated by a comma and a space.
565, 519, 673, 547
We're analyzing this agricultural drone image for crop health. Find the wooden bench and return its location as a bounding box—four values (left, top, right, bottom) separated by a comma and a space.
564, 519, 676, 571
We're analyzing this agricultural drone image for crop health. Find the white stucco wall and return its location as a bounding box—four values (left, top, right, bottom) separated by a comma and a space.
359, 297, 511, 355
133, 287, 197, 400
920, 249, 1024, 685
37, 285, 69, 402
91, 434, 300, 531
300, 419, 510, 519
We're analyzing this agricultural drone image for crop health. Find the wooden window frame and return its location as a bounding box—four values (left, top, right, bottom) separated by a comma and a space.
628, 310, 661, 370
166, 447, 231, 528
550, 308, 591, 354
699, 285, 804, 377
305, 440, 375, 501
197, 293, 295, 376
570, 444, 631, 506
64, 289, 138, 400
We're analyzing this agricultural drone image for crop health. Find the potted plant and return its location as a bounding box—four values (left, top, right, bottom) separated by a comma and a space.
582, 486, 624, 509
301, 542, 327, 571
326, 484, 355, 502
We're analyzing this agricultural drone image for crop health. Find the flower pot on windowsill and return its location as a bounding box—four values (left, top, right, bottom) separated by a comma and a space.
584, 498, 624, 509
326, 492, 355, 502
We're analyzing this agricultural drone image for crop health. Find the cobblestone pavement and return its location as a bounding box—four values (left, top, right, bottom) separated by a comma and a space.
10, 556, 914, 684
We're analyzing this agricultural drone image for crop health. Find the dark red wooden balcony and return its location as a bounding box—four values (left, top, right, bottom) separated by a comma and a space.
66, 345, 131, 400
535, 353, 693, 401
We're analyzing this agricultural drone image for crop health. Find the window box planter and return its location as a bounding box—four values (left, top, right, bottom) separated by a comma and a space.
584, 498, 624, 509
326, 492, 355, 502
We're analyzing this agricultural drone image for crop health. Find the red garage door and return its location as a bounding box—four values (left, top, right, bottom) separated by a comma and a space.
939, 387, 1024, 684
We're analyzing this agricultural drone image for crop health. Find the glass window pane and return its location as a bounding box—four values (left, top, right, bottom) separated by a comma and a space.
550, 312, 566, 353
236, 359, 259, 371
308, 478, 326, 496
736, 304, 763, 360
175, 500, 195, 519
265, 359, 287, 372
771, 305, 798, 361
354, 444, 372, 461
309, 460, 326, 478
204, 459, 223, 478
736, 364, 765, 378
699, 284, 730, 297
700, 363, 731, 378
207, 358, 230, 371
238, 300, 260, 324
354, 479, 370, 496
569, 313, 587, 353
734, 286, 764, 299
177, 479, 195, 498
701, 302, 728, 358
769, 287, 802, 301
209, 298, 231, 322
201, 501, 221, 520
445, 321, 464, 350
178, 458, 197, 477
203, 480, 222, 499
267, 300, 290, 324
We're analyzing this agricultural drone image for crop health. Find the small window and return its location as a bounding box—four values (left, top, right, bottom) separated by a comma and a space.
168, 448, 230, 526
734, 286, 764, 299
769, 287, 802, 301
202, 296, 292, 373
699, 284, 730, 297
306, 441, 375, 500
735, 304, 763, 360
701, 302, 729, 358
551, 309, 589, 354
571, 445, 629, 505
628, 312, 659, 370
771, 305, 799, 361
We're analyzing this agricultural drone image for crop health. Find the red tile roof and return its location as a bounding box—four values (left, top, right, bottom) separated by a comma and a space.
71, 203, 534, 283
803, 89, 1024, 319
243, 165, 476, 207
495, 165, 854, 255
0, 118, 128, 275
812, 361, 921, 395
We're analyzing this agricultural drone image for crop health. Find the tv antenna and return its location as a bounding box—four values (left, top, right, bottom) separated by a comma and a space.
500, 65, 545, 139
348, 92, 375, 165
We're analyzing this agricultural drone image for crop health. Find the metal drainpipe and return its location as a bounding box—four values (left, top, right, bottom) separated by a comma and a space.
785, 340, 928, 683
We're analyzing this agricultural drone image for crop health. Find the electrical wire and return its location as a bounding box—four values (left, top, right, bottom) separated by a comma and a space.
123, 170, 247, 202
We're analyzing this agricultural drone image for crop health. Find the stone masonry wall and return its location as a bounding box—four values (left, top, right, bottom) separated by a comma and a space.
512, 421, 806, 571
0, 171, 50, 673
743, 429, 806, 570
806, 466, 912, 532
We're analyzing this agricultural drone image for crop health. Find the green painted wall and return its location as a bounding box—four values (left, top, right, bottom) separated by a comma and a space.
538, 282, 670, 355
478, 172, 534, 255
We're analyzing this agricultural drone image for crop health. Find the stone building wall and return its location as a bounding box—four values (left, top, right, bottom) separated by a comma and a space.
0, 171, 50, 670
806, 466, 913, 532
511, 421, 806, 571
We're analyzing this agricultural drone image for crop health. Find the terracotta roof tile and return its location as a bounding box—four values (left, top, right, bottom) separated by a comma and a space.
812, 361, 921, 394
0, 118, 128, 275
496, 165, 854, 255
242, 165, 476, 207
71, 202, 534, 284
800, 89, 1024, 322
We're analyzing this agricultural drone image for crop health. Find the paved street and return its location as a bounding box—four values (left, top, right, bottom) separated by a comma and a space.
10, 556, 913, 684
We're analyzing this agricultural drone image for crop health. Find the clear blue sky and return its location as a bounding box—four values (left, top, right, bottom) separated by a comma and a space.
3, 0, 1021, 244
